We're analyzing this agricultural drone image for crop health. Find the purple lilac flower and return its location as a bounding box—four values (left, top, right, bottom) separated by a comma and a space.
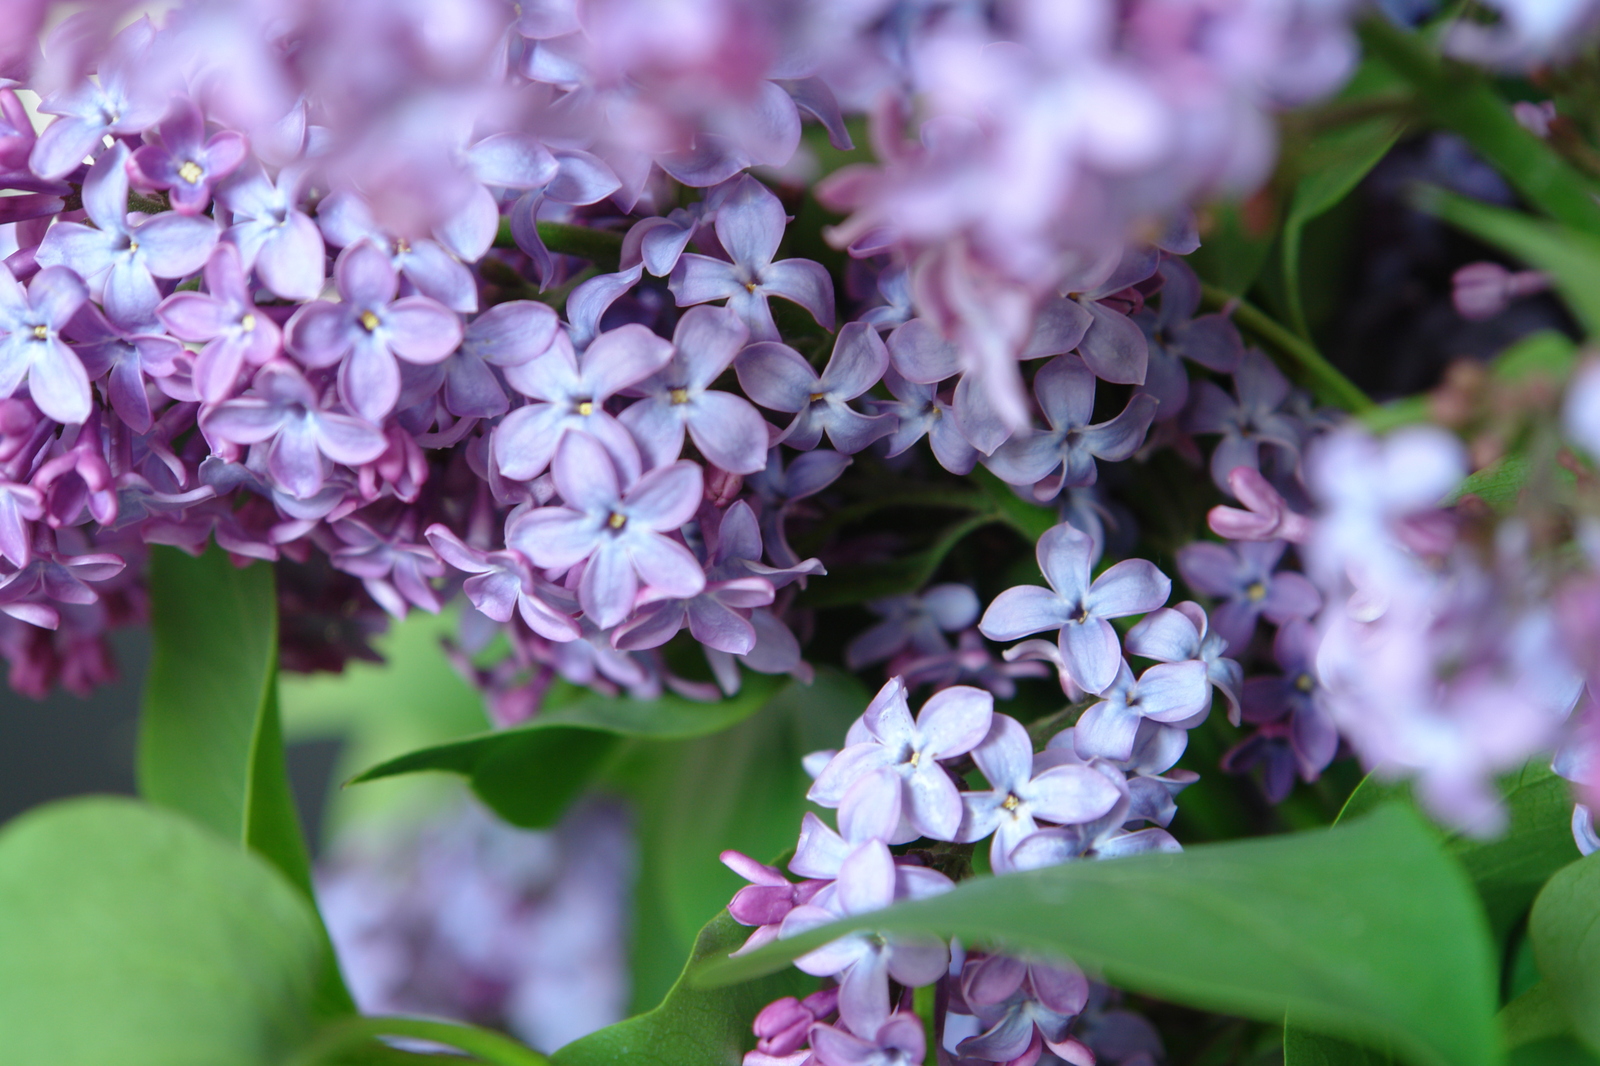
809, 1013, 926, 1066
425, 524, 579, 642
1184, 349, 1303, 493
1124, 601, 1243, 723
505, 432, 704, 628
1135, 259, 1244, 414
955, 714, 1122, 873
496, 325, 672, 484
748, 987, 840, 1064
807, 676, 993, 843
979, 523, 1171, 695
316, 190, 482, 314
129, 98, 249, 216
781, 842, 948, 1035
745, 446, 852, 568
505, 149, 625, 285
218, 163, 327, 302
0, 549, 127, 631
737, 322, 894, 454
845, 584, 980, 670
0, 264, 91, 425
871, 369, 978, 475
285, 239, 463, 423
1451, 261, 1550, 320
1007, 758, 1182, 868
28, 21, 167, 180
157, 243, 281, 404
66, 301, 183, 434
722, 850, 828, 958
1207, 466, 1312, 543
1224, 621, 1340, 803
985, 355, 1159, 501
618, 305, 769, 475
200, 362, 388, 499
1074, 658, 1211, 763
669, 175, 834, 341
0, 480, 42, 568
36, 143, 219, 326
621, 202, 710, 277
440, 300, 561, 420
956, 954, 1094, 1066
1175, 539, 1320, 653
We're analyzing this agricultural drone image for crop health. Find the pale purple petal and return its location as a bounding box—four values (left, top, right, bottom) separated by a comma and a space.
763, 258, 836, 330
1134, 660, 1211, 722
1086, 559, 1171, 618
979, 585, 1071, 641
736, 341, 815, 412
1059, 617, 1122, 694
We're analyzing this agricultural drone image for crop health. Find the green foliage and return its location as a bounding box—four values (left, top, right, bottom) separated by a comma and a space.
137, 545, 354, 1016
555, 912, 809, 1066
350, 671, 786, 829
699, 804, 1500, 1066
1531, 850, 1600, 1054
0, 797, 324, 1066
1283, 1028, 1396, 1066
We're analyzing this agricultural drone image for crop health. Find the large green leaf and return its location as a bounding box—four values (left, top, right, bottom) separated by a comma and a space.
698, 804, 1501, 1066
1284, 1027, 1396, 1066
138, 544, 353, 1015
554, 912, 809, 1066
0, 797, 324, 1066
615, 668, 866, 1009
1531, 850, 1600, 1053
350, 672, 786, 829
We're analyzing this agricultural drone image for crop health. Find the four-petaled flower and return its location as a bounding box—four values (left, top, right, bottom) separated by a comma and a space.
1073, 658, 1212, 762
129, 98, 248, 215
0, 264, 91, 424
1176, 538, 1321, 653
737, 322, 895, 454
158, 243, 281, 403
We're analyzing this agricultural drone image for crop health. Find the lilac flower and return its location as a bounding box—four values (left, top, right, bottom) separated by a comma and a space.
129, 98, 248, 216
329, 517, 445, 619
218, 163, 326, 302
1175, 539, 1320, 653
66, 302, 183, 434
845, 584, 980, 670
1074, 658, 1211, 763
621, 202, 710, 277
0, 264, 91, 424
957, 954, 1094, 1066
505, 433, 704, 628
285, 240, 463, 423
810, 1013, 925, 1066
807, 676, 993, 843
36, 143, 219, 325
0, 549, 127, 631
1223, 620, 1339, 802
617, 306, 769, 475
782, 842, 948, 1034
0, 480, 42, 567
1185, 349, 1303, 493
316, 191, 481, 314
1008, 775, 1182, 869
1451, 261, 1550, 320
1207, 466, 1313, 543
505, 149, 626, 285
439, 300, 561, 420
746, 447, 852, 568
985, 355, 1159, 500
157, 244, 281, 404
1136, 259, 1244, 413
28, 21, 167, 180
669, 175, 834, 341
424, 524, 579, 642
737, 323, 894, 454
722, 851, 827, 957
979, 524, 1171, 695
200, 362, 388, 499
956, 714, 1122, 873
500, 324, 670, 485
871, 369, 978, 475
1124, 601, 1243, 723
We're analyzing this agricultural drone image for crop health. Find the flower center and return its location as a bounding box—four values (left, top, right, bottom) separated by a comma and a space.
177, 160, 204, 184
239, 313, 256, 333
669, 387, 690, 405
907, 748, 921, 767
576, 399, 594, 416
394, 237, 411, 255
1070, 603, 1090, 624
30, 325, 46, 341
1246, 581, 1268, 602
745, 281, 759, 293
808, 392, 826, 404
1002, 793, 1021, 812
607, 512, 627, 530
359, 310, 380, 332
1294, 672, 1315, 693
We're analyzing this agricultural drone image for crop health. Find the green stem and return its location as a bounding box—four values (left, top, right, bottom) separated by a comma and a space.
293, 1016, 551, 1066
494, 218, 624, 270
1357, 16, 1600, 237
1200, 284, 1373, 414
914, 982, 940, 1059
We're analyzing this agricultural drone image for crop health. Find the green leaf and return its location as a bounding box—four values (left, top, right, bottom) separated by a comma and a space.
796, 512, 1003, 609
1414, 186, 1600, 336
554, 912, 808, 1066
1199, 285, 1373, 413
1509, 1037, 1600, 1066
698, 804, 1501, 1066
138, 544, 353, 1016
1188, 199, 1277, 296
1499, 983, 1571, 1052
615, 669, 866, 1009
1531, 850, 1600, 1053
1281, 84, 1403, 338
0, 797, 323, 1066
350, 672, 787, 829
1283, 1027, 1397, 1066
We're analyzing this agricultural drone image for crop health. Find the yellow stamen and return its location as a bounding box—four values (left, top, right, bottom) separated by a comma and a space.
808, 392, 826, 403
576, 400, 594, 416
177, 160, 203, 184
608, 512, 627, 530
30, 325, 46, 340
359, 310, 380, 332
669, 387, 690, 405
1002, 793, 1021, 812
1295, 673, 1315, 693
1246, 581, 1268, 602
239, 313, 256, 333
